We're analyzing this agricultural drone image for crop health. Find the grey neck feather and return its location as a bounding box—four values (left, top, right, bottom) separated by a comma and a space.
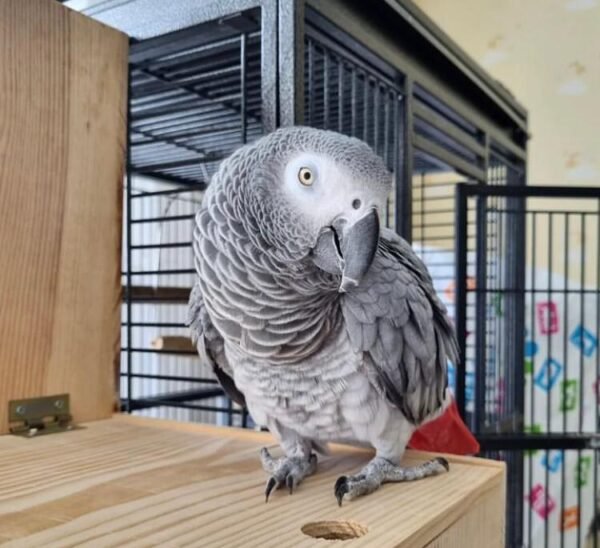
194, 166, 342, 365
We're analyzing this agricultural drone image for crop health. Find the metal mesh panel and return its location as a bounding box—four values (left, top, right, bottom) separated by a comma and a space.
410, 85, 487, 345
521, 198, 600, 548
121, 12, 262, 426
303, 24, 403, 230
128, 12, 262, 185
457, 183, 600, 548
411, 153, 470, 319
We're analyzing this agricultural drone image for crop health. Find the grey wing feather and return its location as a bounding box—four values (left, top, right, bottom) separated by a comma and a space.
187, 282, 246, 407
342, 228, 458, 425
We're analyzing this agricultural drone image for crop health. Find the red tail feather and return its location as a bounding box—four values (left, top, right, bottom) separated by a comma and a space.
408, 400, 480, 455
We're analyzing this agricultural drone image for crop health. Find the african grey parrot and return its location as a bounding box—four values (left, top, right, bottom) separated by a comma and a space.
188, 126, 459, 505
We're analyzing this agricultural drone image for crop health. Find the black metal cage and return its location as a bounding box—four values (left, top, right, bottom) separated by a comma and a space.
96, 0, 528, 426
73, 0, 543, 545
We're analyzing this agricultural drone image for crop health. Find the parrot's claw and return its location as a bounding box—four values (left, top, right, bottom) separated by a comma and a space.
334, 475, 351, 506
286, 474, 295, 495
260, 447, 317, 502
264, 476, 277, 502
334, 456, 449, 506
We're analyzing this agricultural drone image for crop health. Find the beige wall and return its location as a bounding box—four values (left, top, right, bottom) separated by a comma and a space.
414, 0, 600, 187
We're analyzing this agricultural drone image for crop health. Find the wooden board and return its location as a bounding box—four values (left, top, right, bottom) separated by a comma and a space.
0, 415, 505, 547
424, 487, 504, 547
151, 336, 196, 352
0, 0, 128, 433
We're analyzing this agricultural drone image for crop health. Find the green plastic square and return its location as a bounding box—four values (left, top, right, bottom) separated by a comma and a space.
575, 456, 592, 488
560, 380, 578, 412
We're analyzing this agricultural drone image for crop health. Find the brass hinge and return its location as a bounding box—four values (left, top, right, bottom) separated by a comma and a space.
8, 394, 79, 438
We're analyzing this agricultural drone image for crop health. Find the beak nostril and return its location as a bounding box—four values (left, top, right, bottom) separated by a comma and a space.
351, 198, 361, 210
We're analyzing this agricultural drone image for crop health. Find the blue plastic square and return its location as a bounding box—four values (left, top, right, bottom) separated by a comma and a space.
570, 325, 598, 358
541, 450, 563, 473
534, 358, 562, 391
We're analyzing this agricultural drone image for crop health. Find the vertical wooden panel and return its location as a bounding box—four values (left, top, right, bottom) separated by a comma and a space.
0, 0, 128, 434
424, 483, 505, 547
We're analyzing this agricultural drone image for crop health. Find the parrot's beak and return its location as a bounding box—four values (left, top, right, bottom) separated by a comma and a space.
337, 208, 380, 293
311, 226, 345, 276
311, 208, 380, 291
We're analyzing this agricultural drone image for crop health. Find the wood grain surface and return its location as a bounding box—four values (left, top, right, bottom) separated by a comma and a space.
0, 415, 505, 547
0, 0, 128, 433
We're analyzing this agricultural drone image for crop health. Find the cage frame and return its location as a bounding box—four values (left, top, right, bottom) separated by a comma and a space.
91, 0, 532, 438
90, 0, 530, 424
96, 0, 530, 458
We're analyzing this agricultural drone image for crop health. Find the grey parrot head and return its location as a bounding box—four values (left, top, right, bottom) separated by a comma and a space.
211, 126, 392, 292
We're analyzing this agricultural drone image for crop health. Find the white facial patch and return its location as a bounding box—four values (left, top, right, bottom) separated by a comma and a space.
282, 152, 387, 232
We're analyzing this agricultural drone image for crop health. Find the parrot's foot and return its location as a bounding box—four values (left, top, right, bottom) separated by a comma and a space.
260, 447, 318, 502
334, 456, 449, 506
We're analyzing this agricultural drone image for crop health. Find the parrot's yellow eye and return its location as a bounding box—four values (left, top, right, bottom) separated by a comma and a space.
298, 167, 314, 186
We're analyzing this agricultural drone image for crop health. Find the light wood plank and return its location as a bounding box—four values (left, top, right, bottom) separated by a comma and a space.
0, 416, 504, 547
425, 485, 505, 547
0, 0, 128, 433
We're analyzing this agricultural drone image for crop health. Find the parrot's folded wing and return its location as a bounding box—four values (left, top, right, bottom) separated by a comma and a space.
188, 282, 246, 407
341, 228, 459, 426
